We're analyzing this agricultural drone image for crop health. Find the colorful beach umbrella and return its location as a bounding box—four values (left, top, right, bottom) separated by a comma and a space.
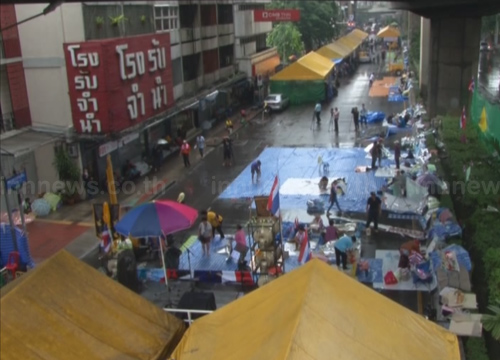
115, 200, 198, 238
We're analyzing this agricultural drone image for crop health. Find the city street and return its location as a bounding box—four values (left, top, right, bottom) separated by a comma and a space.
139, 62, 426, 312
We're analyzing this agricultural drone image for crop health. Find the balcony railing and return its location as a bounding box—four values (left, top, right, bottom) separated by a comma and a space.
0, 112, 15, 133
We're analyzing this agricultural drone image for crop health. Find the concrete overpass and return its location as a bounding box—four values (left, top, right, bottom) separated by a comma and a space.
2, 0, 500, 116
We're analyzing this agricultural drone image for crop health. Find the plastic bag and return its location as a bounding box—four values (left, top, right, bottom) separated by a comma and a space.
384, 271, 398, 285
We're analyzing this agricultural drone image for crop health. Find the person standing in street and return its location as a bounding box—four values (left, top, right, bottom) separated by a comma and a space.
377, 139, 383, 167
152, 145, 163, 172
198, 216, 213, 256
180, 140, 191, 167
327, 180, 342, 215
351, 107, 360, 132
324, 218, 339, 243
82, 168, 94, 199
222, 136, 233, 167
360, 103, 368, 126
394, 140, 401, 169
369, 72, 375, 88
366, 192, 382, 232
204, 210, 224, 240
328, 107, 334, 132
334, 234, 357, 270
370, 140, 379, 169
333, 107, 340, 133
196, 135, 205, 158
314, 101, 322, 125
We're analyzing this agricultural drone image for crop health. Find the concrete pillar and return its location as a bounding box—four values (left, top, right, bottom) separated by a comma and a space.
428, 17, 481, 117
419, 17, 431, 100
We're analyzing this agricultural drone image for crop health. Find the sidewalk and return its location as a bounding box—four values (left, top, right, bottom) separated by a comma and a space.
27, 106, 262, 262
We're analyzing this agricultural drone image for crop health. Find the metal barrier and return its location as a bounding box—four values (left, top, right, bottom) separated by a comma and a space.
163, 308, 214, 325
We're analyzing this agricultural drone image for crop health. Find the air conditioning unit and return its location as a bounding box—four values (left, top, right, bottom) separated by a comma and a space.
67, 143, 79, 158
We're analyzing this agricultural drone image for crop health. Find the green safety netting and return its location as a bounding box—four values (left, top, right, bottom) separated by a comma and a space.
270, 81, 324, 106
471, 89, 500, 145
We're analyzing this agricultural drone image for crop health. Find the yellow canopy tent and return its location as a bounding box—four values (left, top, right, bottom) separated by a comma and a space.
328, 41, 353, 57
316, 44, 344, 61
336, 36, 359, 53
350, 28, 369, 41
271, 51, 334, 81
1, 251, 185, 360
171, 260, 460, 360
377, 25, 401, 38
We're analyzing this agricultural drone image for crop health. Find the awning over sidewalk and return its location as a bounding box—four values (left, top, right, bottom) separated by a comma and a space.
0, 250, 185, 359
171, 260, 460, 360
0, 129, 60, 157
377, 25, 401, 38
271, 51, 334, 81
349, 28, 369, 41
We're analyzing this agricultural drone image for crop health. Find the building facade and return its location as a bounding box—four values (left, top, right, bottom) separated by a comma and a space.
0, 0, 276, 201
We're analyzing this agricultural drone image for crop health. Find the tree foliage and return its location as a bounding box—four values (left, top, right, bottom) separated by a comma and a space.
266, 22, 304, 61
267, 1, 340, 51
482, 299, 500, 341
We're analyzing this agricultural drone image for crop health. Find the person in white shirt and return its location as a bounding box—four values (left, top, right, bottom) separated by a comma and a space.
198, 216, 213, 256
360, 103, 368, 125
369, 73, 375, 87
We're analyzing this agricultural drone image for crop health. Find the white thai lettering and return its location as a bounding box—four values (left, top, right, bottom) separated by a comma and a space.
67, 44, 100, 68
127, 84, 145, 120
74, 75, 98, 90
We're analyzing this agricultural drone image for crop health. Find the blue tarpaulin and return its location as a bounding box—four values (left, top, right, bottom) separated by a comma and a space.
366, 111, 386, 123
333, 58, 343, 65
218, 147, 388, 213
0, 224, 35, 269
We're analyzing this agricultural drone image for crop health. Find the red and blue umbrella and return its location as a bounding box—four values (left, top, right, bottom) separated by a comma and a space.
115, 200, 198, 238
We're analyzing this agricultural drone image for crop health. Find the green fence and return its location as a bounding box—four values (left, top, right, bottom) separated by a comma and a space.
471, 89, 500, 147
270, 81, 325, 105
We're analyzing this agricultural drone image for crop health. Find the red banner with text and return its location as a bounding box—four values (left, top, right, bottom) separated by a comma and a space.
253, 9, 301, 22
64, 33, 174, 134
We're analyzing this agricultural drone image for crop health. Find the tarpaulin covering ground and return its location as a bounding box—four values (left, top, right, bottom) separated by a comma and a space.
218, 147, 388, 213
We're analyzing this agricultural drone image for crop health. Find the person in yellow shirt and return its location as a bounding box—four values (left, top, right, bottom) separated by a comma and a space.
225, 118, 233, 134
201, 210, 225, 240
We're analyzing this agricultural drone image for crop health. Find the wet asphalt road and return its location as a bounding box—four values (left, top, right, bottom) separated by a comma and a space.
157, 63, 429, 313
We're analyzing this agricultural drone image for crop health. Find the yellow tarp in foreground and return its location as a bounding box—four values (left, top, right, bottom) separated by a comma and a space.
1, 251, 186, 360
171, 260, 460, 360
377, 25, 401, 38
271, 51, 334, 81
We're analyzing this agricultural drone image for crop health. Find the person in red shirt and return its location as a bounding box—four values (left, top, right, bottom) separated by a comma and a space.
180, 140, 191, 167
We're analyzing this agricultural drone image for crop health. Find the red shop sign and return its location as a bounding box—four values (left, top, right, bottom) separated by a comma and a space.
253, 9, 301, 22
64, 33, 175, 135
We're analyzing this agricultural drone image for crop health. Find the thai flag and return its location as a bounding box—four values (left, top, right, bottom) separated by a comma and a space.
267, 176, 280, 217
468, 77, 475, 93
298, 230, 311, 265
100, 225, 112, 253
460, 106, 466, 129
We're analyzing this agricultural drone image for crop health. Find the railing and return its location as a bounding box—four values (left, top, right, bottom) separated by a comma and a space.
0, 112, 15, 133
163, 308, 214, 325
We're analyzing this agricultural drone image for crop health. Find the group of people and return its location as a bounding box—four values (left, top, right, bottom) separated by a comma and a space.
289, 221, 357, 271
313, 102, 370, 133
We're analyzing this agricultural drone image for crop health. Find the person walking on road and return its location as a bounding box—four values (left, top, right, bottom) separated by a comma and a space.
366, 192, 382, 232
333, 107, 340, 133
251, 160, 261, 183
222, 136, 233, 167
377, 139, 383, 167
369, 72, 375, 88
180, 140, 191, 167
327, 180, 342, 215
370, 140, 379, 170
196, 135, 205, 158
335, 234, 357, 270
314, 101, 322, 125
328, 108, 334, 132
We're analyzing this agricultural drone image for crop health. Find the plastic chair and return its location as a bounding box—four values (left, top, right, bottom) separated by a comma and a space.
5, 252, 20, 279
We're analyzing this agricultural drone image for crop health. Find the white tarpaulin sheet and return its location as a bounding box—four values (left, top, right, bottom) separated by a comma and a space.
375, 167, 397, 178
406, 178, 428, 201
279, 178, 347, 196
373, 250, 438, 291
383, 193, 426, 214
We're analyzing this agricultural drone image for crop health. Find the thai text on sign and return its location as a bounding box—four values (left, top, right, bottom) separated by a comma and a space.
253, 10, 301, 22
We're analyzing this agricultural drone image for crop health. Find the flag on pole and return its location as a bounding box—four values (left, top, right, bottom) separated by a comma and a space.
267, 175, 280, 217
460, 106, 466, 129
468, 77, 475, 93
298, 229, 311, 265
100, 225, 112, 253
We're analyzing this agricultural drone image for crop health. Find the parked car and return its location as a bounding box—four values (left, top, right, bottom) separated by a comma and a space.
264, 94, 290, 112
480, 41, 491, 51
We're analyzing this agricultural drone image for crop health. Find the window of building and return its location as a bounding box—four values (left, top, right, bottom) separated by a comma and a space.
238, 4, 266, 11
154, 5, 179, 32
179, 5, 197, 28
217, 4, 233, 25
201, 5, 217, 26
172, 58, 183, 86
219, 45, 234, 68
256, 34, 268, 52
182, 54, 201, 82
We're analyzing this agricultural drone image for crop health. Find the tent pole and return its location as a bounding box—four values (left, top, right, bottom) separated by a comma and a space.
159, 235, 168, 287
